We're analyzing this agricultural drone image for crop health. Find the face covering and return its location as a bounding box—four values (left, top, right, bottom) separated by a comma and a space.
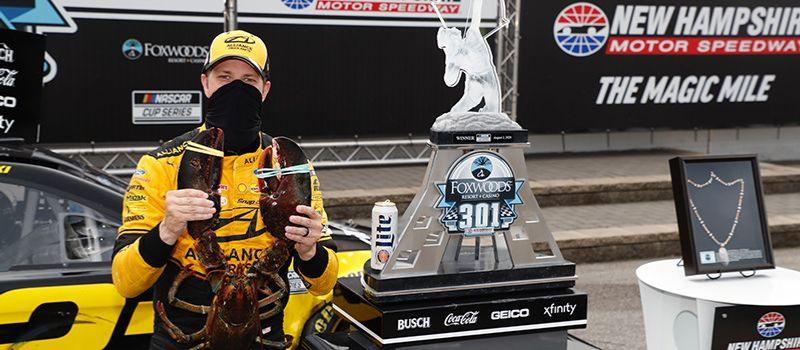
204, 79, 263, 155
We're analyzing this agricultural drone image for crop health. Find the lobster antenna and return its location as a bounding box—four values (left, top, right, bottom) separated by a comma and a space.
430, 0, 448, 28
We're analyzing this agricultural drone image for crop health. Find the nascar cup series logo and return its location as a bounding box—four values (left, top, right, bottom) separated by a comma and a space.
436, 152, 523, 236
554, 2, 609, 57
757, 312, 786, 338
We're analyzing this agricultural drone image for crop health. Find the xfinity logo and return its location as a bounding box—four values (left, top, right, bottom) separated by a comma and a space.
0, 43, 13, 63
543, 303, 577, 317
444, 311, 479, 326
0, 115, 15, 134
491, 308, 530, 320
397, 317, 431, 331
0, 96, 16, 108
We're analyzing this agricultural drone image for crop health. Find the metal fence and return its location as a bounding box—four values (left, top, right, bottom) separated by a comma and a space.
51, 138, 432, 176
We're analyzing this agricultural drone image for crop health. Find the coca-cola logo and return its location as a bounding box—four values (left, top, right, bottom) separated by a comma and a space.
444, 311, 479, 327
0, 69, 17, 87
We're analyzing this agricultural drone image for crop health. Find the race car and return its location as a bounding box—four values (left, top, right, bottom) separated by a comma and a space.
0, 138, 370, 349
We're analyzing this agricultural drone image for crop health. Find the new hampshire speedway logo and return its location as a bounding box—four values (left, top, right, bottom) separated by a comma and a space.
436, 152, 523, 236
554, 2, 609, 57
554, 2, 800, 56
758, 312, 786, 338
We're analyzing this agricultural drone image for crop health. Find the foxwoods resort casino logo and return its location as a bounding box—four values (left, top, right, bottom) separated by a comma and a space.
436, 152, 523, 236
757, 312, 786, 338
122, 39, 143, 60
553, 2, 609, 57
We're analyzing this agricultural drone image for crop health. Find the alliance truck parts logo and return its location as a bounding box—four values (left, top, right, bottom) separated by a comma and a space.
555, 3, 800, 56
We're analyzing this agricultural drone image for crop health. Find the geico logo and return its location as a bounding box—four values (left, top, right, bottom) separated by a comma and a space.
144, 43, 208, 58
153, 94, 193, 104
490, 308, 530, 320
397, 317, 431, 331
0, 96, 16, 107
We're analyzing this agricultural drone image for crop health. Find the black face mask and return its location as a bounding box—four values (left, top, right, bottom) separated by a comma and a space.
204, 80, 263, 155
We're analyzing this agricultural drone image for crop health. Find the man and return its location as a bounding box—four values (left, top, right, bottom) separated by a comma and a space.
111, 30, 338, 349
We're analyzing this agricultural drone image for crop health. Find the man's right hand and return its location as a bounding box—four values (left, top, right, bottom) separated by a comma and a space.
159, 189, 216, 245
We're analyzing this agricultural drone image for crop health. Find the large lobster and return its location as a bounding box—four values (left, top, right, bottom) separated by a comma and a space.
155, 128, 312, 350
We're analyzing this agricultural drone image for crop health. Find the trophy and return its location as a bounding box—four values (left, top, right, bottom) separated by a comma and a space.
332, 1, 588, 347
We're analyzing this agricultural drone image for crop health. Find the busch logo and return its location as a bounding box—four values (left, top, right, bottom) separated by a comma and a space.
543, 303, 577, 317
444, 311, 479, 326
491, 308, 530, 320
0, 43, 13, 63
397, 317, 431, 331
0, 69, 17, 87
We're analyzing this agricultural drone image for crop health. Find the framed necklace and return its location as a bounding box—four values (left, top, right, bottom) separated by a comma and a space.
686, 171, 744, 265
668, 155, 775, 276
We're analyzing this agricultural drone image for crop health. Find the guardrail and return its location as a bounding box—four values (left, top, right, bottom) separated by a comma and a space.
51, 138, 432, 176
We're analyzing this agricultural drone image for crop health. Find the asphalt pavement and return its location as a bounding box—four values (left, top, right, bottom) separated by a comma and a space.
569, 246, 800, 349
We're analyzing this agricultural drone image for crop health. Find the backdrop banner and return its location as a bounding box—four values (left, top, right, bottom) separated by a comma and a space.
0, 28, 44, 141
4, 1, 800, 142
518, 0, 800, 133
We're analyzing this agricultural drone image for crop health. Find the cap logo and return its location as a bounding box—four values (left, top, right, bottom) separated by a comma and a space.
225, 35, 256, 45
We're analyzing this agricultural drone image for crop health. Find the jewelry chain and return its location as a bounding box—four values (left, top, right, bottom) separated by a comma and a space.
687, 171, 745, 248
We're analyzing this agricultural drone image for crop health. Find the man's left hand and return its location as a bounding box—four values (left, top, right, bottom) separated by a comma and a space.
285, 205, 324, 261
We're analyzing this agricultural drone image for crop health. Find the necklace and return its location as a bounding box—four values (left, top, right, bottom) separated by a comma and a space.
687, 171, 744, 265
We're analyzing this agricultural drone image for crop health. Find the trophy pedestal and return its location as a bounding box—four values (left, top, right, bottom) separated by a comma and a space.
332, 277, 587, 348
330, 124, 588, 349
362, 260, 576, 303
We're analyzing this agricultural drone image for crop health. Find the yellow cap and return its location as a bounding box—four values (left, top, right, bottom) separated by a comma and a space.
203, 30, 269, 80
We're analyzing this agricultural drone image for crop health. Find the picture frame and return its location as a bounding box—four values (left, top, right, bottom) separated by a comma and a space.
669, 155, 775, 276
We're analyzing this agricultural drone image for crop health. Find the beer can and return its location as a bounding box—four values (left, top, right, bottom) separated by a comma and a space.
371, 200, 398, 270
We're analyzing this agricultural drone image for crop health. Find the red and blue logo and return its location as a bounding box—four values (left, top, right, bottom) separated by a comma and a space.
757, 312, 786, 338
281, 0, 315, 10
553, 3, 609, 57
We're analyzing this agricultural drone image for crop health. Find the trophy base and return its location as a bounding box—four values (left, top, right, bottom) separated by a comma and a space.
304, 330, 602, 350
362, 260, 577, 304
333, 276, 588, 346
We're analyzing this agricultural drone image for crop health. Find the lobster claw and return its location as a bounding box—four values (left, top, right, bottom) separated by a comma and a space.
178, 128, 226, 273
256, 137, 312, 241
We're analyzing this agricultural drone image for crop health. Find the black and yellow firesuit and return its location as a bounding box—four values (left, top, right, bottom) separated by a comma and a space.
111, 126, 338, 348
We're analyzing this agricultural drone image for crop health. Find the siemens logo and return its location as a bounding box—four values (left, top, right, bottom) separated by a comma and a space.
490, 308, 530, 320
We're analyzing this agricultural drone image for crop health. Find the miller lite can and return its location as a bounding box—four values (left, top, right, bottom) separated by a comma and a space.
371, 200, 397, 270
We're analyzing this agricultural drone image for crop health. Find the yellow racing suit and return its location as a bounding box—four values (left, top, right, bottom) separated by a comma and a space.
111, 126, 338, 348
